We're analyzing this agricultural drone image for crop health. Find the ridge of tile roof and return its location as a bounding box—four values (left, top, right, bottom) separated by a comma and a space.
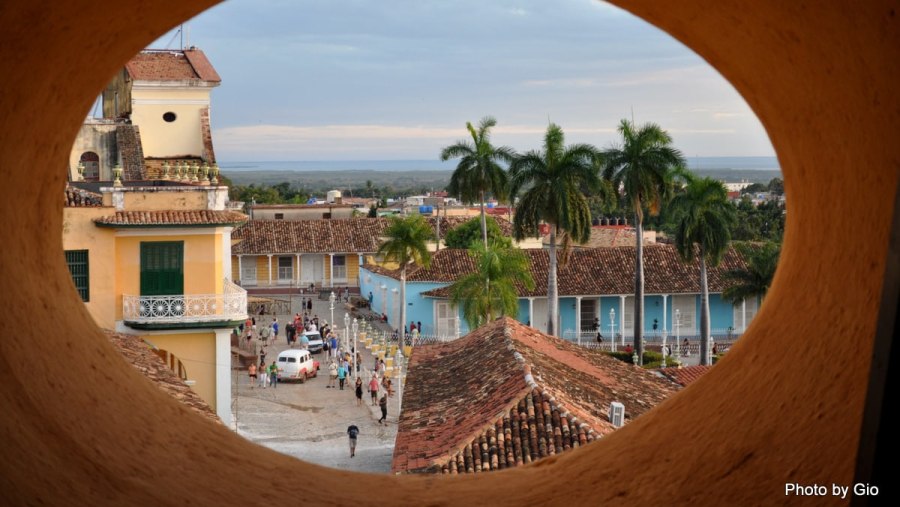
104, 330, 220, 423
392, 317, 679, 474
395, 244, 749, 297
64, 185, 103, 207
94, 210, 247, 227
659, 365, 712, 387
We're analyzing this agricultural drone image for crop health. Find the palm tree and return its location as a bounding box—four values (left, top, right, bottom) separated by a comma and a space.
722, 241, 780, 304
449, 241, 535, 330
672, 175, 737, 365
509, 123, 600, 336
603, 119, 685, 364
441, 116, 515, 247
377, 215, 434, 345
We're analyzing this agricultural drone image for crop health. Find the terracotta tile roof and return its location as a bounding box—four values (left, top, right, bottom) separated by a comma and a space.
94, 210, 247, 227
392, 318, 679, 474
407, 244, 749, 297
125, 49, 221, 82
231, 216, 507, 255
659, 365, 712, 387
64, 185, 103, 207
105, 331, 220, 423
543, 226, 640, 249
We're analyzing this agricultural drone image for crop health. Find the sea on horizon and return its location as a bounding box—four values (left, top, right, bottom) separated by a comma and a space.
218, 156, 780, 173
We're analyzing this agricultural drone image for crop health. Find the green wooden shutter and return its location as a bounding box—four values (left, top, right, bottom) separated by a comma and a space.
140, 242, 184, 296
65, 250, 89, 302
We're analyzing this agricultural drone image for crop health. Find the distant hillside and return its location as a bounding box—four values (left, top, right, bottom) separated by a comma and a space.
222, 168, 781, 195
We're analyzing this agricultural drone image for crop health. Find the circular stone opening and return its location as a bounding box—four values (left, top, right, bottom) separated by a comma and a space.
163, 111, 177, 122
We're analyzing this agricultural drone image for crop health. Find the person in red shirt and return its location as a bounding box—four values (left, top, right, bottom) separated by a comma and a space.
368, 375, 379, 406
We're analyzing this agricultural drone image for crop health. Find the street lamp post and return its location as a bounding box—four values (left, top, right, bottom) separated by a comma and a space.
675, 309, 681, 363
396, 347, 404, 416
609, 308, 616, 353
352, 318, 359, 379
661, 326, 668, 369
329, 291, 336, 334
343, 312, 351, 354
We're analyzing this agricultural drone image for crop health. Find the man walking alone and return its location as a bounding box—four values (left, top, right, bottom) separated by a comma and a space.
347, 424, 359, 458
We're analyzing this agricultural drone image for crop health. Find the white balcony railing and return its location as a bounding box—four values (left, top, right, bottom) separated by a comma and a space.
123, 279, 247, 325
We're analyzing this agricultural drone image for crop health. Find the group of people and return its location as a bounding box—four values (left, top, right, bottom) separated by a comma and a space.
247, 360, 279, 389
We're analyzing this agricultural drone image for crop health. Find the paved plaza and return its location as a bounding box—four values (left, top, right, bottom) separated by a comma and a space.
232, 294, 400, 473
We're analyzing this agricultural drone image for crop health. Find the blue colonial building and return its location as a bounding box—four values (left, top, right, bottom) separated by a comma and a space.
360, 245, 758, 342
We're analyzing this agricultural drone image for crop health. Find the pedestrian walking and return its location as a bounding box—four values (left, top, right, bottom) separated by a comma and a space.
272, 318, 279, 342
347, 425, 359, 458
369, 375, 379, 406
378, 394, 388, 424
328, 361, 337, 388
338, 362, 347, 390
355, 377, 363, 406
258, 361, 268, 388
268, 361, 278, 389
248, 363, 257, 389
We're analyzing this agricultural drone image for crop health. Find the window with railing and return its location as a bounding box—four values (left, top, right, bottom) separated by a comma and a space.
332, 255, 347, 280
65, 250, 89, 301
241, 259, 257, 284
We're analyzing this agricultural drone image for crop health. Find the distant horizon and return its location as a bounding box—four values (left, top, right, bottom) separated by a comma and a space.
218, 156, 780, 173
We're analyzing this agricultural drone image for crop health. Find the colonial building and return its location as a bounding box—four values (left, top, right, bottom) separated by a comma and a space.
62, 48, 244, 422
229, 216, 518, 291
64, 182, 247, 422
392, 318, 679, 474
360, 244, 758, 340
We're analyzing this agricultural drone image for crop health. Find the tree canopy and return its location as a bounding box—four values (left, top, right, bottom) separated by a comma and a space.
443, 216, 512, 249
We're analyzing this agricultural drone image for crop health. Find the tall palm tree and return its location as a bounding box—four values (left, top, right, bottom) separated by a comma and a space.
377, 215, 434, 345
441, 116, 515, 247
672, 175, 737, 365
603, 119, 685, 364
722, 241, 780, 304
449, 241, 535, 330
510, 123, 600, 336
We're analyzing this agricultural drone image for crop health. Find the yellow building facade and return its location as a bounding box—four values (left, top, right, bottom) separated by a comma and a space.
64, 184, 246, 422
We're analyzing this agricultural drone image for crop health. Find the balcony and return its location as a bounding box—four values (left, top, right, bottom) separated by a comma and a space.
123, 279, 247, 329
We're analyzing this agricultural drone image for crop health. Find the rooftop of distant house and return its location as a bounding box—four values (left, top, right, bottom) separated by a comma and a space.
231, 216, 512, 255
543, 225, 642, 249
251, 203, 353, 209
125, 48, 221, 83
364, 244, 749, 297
391, 317, 679, 474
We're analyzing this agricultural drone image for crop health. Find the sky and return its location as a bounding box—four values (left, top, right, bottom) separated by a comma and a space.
148, 0, 775, 161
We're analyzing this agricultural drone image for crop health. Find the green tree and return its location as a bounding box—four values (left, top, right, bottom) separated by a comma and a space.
450, 241, 535, 330
441, 117, 515, 247
602, 119, 686, 364
377, 215, 434, 344
722, 241, 780, 305
367, 204, 378, 218
768, 177, 784, 195
672, 175, 737, 366
509, 123, 600, 336
443, 216, 512, 249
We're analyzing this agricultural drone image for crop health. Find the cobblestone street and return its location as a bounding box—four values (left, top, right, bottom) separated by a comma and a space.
232, 294, 400, 473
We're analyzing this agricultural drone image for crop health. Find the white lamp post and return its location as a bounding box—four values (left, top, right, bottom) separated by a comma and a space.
396, 346, 404, 416
352, 317, 359, 379
661, 327, 668, 369
454, 314, 461, 340
675, 309, 682, 363
609, 308, 616, 353
343, 312, 351, 354
329, 291, 336, 334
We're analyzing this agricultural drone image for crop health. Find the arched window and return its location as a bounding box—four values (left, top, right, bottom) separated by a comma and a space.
79, 151, 100, 181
